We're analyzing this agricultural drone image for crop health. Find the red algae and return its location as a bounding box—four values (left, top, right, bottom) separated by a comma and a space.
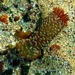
16, 7, 69, 60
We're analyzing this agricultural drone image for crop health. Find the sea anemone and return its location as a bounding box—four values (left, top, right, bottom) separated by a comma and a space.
16, 7, 69, 60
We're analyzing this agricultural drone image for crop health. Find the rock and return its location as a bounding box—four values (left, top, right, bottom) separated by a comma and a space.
22, 13, 31, 22
1, 69, 12, 75
14, 16, 19, 21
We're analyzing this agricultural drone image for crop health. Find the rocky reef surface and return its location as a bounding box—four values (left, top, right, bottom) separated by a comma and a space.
0, 0, 75, 75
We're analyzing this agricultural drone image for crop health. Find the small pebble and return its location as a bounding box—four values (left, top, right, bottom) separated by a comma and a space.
14, 16, 19, 21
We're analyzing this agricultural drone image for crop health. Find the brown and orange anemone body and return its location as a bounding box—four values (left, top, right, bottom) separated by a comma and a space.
16, 7, 69, 60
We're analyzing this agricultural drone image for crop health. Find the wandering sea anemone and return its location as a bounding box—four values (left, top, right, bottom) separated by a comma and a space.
15, 7, 69, 60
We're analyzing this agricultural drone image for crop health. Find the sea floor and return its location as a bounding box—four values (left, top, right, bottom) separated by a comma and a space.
0, 0, 75, 75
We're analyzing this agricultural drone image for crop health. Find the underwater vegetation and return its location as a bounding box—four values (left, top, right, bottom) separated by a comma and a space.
15, 7, 69, 60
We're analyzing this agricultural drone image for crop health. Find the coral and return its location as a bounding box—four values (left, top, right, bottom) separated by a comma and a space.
16, 7, 69, 60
